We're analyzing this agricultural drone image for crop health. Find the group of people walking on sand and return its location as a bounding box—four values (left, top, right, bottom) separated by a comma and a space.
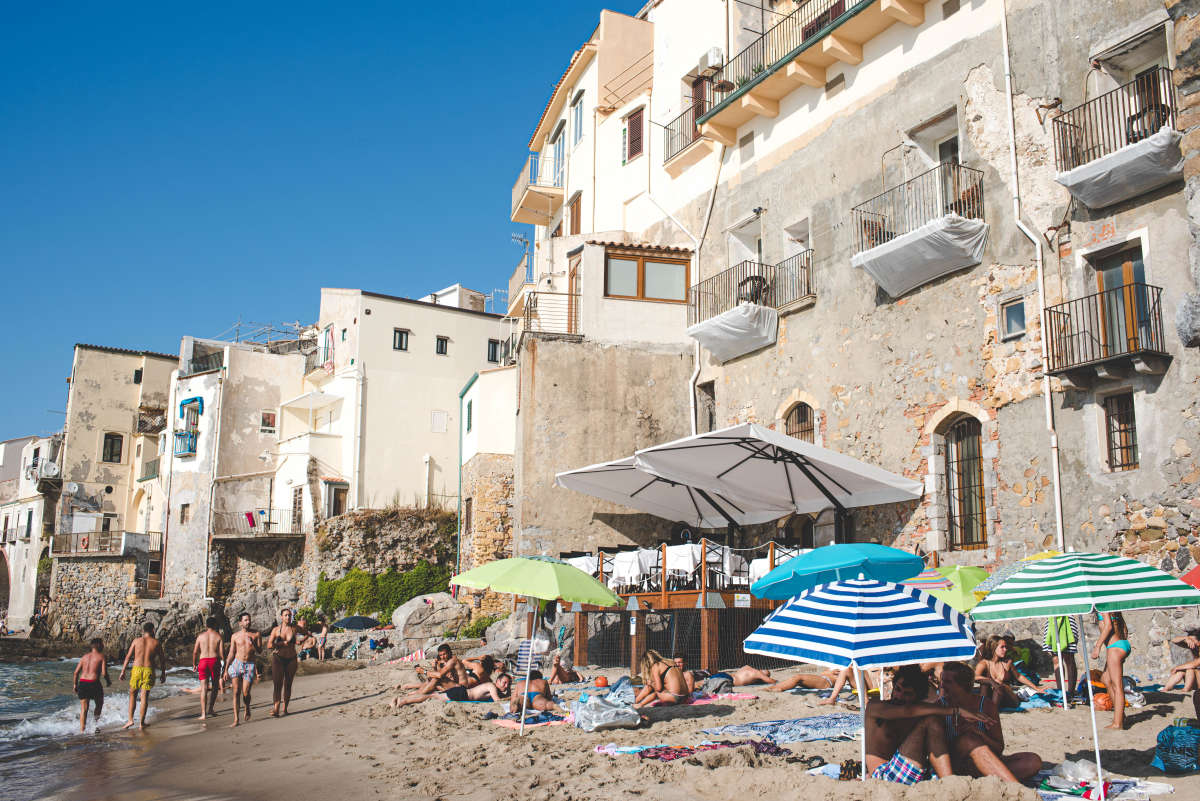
71, 608, 325, 733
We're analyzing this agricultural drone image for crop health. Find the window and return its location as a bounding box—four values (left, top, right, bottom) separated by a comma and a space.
937, 135, 960, 165
102, 433, 123, 464
179, 503, 191, 524
1104, 393, 1139, 471
431, 410, 448, 433
326, 483, 348, 517
487, 339, 501, 363
1000, 297, 1026, 340
568, 193, 582, 236
320, 325, 334, 364
463, 497, 473, 536
571, 91, 584, 146
341, 328, 347, 342
393, 328, 409, 351
697, 382, 716, 434
260, 411, 277, 434
24, 510, 33, 540
133, 368, 143, 385
624, 107, 644, 163
466, 400, 473, 433
292, 487, 303, 527
784, 403, 816, 443
944, 417, 986, 550
604, 253, 689, 302
435, 336, 449, 355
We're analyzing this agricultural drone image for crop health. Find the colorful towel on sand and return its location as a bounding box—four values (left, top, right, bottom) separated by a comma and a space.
701, 713, 862, 744
492, 711, 569, 729
637, 739, 792, 762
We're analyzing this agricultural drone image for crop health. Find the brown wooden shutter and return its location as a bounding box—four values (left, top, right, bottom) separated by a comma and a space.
569, 195, 581, 235
627, 108, 644, 160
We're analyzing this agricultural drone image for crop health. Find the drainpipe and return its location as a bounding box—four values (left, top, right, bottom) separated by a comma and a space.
161, 373, 177, 601
1000, 0, 1065, 552
352, 363, 365, 509
423, 453, 432, 509
688, 146, 728, 434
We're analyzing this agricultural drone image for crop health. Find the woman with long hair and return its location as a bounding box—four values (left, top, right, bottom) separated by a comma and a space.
1091, 611, 1130, 729
633, 649, 690, 708
974, 635, 1037, 710
266, 608, 307, 717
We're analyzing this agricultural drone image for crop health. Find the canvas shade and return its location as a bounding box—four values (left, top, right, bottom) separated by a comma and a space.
928, 565, 989, 613
971, 552, 1200, 621
554, 456, 789, 529
750, 543, 924, 600
974, 550, 1063, 594
901, 568, 954, 590
449, 556, 620, 608
633, 423, 923, 517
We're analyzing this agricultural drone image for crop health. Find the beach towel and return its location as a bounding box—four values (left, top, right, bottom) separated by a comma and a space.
637, 739, 792, 762
647, 692, 758, 707
701, 713, 862, 744
492, 715, 569, 730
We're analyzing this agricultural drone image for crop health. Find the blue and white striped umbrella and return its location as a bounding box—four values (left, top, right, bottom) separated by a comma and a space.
743, 578, 977, 668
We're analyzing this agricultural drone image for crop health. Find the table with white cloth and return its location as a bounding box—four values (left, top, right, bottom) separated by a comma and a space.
749, 548, 812, 584
564, 555, 599, 576
663, 544, 748, 589
607, 549, 658, 590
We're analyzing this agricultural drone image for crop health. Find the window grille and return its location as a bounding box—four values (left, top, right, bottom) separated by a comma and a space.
784, 403, 815, 443
944, 417, 986, 550
1104, 393, 1138, 471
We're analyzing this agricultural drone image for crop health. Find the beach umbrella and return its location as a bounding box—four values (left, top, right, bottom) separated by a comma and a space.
1180, 564, 1200, 590
332, 615, 380, 630
972, 549, 1062, 594
633, 423, 923, 518
928, 565, 989, 613
901, 568, 954, 590
744, 578, 977, 780
555, 456, 791, 529
450, 556, 620, 734
750, 542, 924, 599
972, 552, 1200, 800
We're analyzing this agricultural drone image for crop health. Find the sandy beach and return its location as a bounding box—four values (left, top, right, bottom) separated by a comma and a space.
36, 661, 1200, 801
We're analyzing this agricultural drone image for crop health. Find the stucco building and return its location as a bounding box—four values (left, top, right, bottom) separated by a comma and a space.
1, 434, 45, 631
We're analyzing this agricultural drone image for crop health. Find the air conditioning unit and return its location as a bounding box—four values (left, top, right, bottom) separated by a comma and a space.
699, 47, 724, 75
38, 461, 60, 479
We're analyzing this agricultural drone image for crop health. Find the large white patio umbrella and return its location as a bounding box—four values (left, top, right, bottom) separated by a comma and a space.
634, 423, 923, 521
555, 456, 790, 529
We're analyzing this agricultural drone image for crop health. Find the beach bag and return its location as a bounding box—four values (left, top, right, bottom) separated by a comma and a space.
1150, 725, 1200, 773
570, 695, 640, 732
701, 675, 734, 696
604, 675, 637, 705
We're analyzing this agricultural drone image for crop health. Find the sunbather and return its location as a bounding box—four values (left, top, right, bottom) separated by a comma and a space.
1164, 630, 1200, 691
633, 649, 691, 708
400, 644, 469, 693
390, 673, 512, 710
509, 670, 567, 715
939, 662, 1040, 781
461, 655, 497, 686
974, 635, 1038, 710
547, 653, 582, 684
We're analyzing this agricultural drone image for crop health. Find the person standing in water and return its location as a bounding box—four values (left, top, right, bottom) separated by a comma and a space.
192, 616, 225, 720
73, 638, 111, 732
267, 608, 307, 717
224, 612, 261, 727
119, 622, 167, 729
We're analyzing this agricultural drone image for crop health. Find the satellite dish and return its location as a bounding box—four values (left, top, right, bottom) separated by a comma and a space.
66, 482, 80, 495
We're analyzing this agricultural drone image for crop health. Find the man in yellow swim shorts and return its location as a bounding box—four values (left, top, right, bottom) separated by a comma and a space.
119, 622, 168, 729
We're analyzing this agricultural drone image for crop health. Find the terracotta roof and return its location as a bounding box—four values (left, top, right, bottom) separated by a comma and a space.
76, 343, 178, 361
586, 240, 694, 256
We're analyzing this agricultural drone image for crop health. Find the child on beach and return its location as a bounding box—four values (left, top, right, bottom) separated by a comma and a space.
73, 638, 111, 732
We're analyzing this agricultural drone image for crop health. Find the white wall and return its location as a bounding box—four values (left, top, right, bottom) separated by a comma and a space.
462, 366, 518, 465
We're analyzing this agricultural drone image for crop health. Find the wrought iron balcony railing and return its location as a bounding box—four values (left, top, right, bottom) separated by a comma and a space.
1053, 66, 1177, 173
52, 525, 123, 556
851, 162, 984, 253
174, 431, 198, 457
182, 351, 223, 376
687, 251, 814, 327
1045, 283, 1167, 374
520, 291, 580, 337
213, 509, 307, 538
664, 98, 713, 163
510, 152, 564, 221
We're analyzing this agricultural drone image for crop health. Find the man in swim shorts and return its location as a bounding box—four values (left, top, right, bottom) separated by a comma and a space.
192, 616, 225, 720
119, 622, 167, 729
224, 612, 261, 728
73, 638, 111, 732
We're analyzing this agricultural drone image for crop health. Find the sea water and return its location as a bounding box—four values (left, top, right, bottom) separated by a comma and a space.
0, 658, 194, 801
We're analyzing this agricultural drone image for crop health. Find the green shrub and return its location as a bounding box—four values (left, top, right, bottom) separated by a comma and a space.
316, 561, 452, 622
461, 614, 501, 640
37, 556, 53, 578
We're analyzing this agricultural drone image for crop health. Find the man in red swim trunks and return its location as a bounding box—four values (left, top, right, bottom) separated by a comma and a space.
192, 616, 225, 720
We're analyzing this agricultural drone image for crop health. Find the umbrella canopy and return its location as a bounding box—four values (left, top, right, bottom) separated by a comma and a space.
974, 550, 1063, 594
449, 555, 621, 607
1182, 565, 1200, 591
972, 552, 1200, 621
901, 568, 954, 590
554, 456, 790, 529
333, 615, 380, 630
929, 565, 990, 613
750, 543, 924, 599
633, 423, 923, 517
743, 578, 977, 667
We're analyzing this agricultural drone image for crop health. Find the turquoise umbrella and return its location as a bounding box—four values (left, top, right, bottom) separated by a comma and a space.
750, 543, 924, 599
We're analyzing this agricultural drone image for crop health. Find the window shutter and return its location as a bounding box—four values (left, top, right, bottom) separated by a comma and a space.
627, 108, 644, 160
569, 195, 581, 235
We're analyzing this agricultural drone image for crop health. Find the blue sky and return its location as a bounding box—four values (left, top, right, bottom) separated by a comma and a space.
0, 1, 641, 440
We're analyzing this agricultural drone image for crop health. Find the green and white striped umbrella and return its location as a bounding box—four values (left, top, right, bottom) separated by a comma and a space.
972, 552, 1200, 621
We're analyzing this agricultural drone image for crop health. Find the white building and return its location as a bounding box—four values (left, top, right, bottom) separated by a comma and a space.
1, 435, 47, 631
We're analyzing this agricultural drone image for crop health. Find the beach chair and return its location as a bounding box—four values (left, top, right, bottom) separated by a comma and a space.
513, 638, 546, 675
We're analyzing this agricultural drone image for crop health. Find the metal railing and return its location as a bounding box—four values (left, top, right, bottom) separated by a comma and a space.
136, 410, 166, 434
702, 0, 863, 116
2, 527, 17, 544
213, 509, 306, 538
664, 98, 713, 163
520, 291, 580, 337
174, 431, 198, 457
52, 526, 123, 556
1053, 66, 1177, 173
687, 251, 814, 327
852, 162, 985, 253
183, 351, 223, 376
139, 457, 159, 481
510, 152, 563, 219
137, 532, 164, 598
508, 254, 533, 303
1045, 283, 1167, 373
304, 344, 333, 374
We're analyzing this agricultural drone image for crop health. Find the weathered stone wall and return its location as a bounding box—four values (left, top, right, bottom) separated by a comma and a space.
49, 556, 142, 641
460, 452, 514, 617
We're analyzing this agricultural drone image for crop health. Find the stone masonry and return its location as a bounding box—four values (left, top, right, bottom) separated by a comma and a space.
460, 452, 514, 618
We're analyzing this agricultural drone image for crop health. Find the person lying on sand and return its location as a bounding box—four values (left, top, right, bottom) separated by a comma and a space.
401, 644, 469, 693
509, 670, 567, 715
633, 649, 690, 708
938, 662, 1040, 782
865, 665, 990, 784
547, 654, 582, 684
460, 655, 497, 686
391, 673, 512, 711
974, 635, 1039, 710
767, 666, 878, 706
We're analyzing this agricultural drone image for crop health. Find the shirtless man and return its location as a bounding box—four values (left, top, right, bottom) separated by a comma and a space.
119, 622, 167, 730
547, 653, 582, 684
406, 644, 469, 694
73, 638, 111, 732
392, 672, 513, 712
939, 662, 1041, 782
865, 665, 990, 784
267, 608, 307, 717
509, 670, 567, 715
192, 616, 225, 720
224, 612, 261, 727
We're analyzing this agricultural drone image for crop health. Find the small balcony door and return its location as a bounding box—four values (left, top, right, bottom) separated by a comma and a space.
567, 256, 581, 335
1095, 247, 1148, 357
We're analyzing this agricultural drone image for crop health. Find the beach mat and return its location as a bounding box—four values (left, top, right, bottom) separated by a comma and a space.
701, 713, 862, 744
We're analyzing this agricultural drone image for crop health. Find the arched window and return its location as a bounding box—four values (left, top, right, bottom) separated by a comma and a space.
944, 416, 986, 549
784, 402, 815, 443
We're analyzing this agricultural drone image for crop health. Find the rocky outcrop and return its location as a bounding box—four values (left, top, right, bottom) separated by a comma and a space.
390, 592, 471, 653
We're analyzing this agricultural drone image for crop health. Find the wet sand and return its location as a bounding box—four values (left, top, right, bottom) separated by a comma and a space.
43, 664, 1200, 801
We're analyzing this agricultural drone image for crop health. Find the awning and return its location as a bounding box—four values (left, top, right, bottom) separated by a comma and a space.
634, 423, 923, 517
555, 456, 789, 529
280, 390, 337, 411
1055, 125, 1183, 209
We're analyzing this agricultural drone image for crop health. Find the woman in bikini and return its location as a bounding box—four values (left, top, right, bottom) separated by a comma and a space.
316, 616, 329, 661
633, 649, 690, 708
1091, 611, 1130, 730
267, 608, 307, 717
974, 635, 1039, 710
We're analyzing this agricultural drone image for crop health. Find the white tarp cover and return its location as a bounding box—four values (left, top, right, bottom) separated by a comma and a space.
1055, 126, 1183, 209
634, 422, 924, 516
555, 456, 790, 528
851, 214, 989, 298
686, 303, 778, 363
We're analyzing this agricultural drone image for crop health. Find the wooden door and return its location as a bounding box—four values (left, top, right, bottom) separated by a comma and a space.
567, 256, 581, 335
1095, 247, 1146, 356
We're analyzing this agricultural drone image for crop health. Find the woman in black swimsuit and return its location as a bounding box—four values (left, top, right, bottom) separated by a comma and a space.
267, 608, 307, 717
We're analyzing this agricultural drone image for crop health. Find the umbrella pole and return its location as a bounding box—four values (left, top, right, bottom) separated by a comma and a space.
1075, 615, 1106, 801
519, 601, 538, 737
854, 665, 867, 782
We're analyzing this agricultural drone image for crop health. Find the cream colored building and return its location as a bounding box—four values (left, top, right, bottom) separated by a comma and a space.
1, 434, 44, 630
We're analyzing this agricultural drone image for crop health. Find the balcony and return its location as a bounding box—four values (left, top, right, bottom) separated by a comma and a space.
663, 99, 719, 177
304, 345, 333, 376
698, 0, 928, 142
850, 162, 987, 297
212, 509, 307, 541
137, 409, 167, 435
2, 527, 17, 544
138, 457, 160, 482
52, 525, 124, 557
510, 152, 564, 225
1053, 67, 1182, 209
136, 532, 164, 599
507, 254, 534, 317
182, 351, 223, 376
174, 431, 198, 457
1045, 283, 1169, 384
516, 291, 580, 338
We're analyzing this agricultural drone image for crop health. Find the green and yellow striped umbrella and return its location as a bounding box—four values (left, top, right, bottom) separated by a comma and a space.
972, 552, 1200, 621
